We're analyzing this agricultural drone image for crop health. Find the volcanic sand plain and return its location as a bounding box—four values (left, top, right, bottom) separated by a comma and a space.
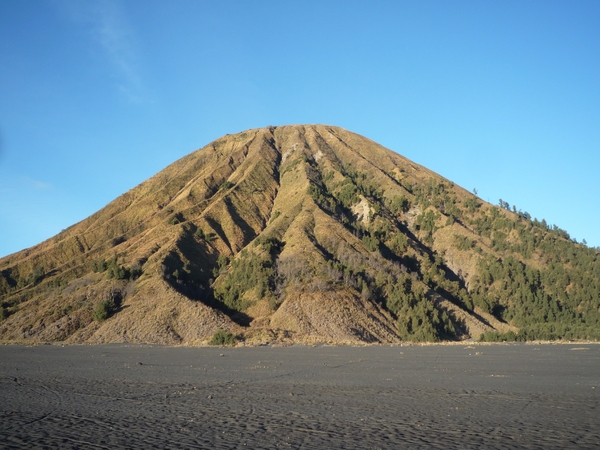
1, 343, 599, 449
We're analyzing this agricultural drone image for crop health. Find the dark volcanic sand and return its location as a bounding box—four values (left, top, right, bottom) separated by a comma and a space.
1, 344, 599, 449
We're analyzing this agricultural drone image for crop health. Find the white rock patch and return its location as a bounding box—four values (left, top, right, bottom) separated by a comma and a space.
351, 197, 371, 224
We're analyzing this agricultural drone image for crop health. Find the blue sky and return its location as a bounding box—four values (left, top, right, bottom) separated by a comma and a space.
1, 0, 599, 257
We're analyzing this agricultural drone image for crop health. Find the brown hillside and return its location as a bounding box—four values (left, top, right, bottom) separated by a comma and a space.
1, 125, 598, 344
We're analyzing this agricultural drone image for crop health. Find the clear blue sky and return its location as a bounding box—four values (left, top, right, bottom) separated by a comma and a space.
1, 0, 599, 257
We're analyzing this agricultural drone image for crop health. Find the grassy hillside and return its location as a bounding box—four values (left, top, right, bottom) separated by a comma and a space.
0, 125, 598, 344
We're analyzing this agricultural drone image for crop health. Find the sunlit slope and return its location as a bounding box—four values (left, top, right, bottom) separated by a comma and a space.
1, 125, 598, 344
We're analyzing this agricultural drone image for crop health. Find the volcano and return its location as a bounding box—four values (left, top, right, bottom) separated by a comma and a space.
1, 125, 598, 344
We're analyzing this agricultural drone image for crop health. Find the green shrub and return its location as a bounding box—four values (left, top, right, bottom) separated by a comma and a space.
389, 195, 411, 214
220, 181, 235, 190
464, 196, 481, 213
99, 256, 141, 280
387, 233, 408, 256
169, 212, 184, 225
337, 181, 360, 208
28, 266, 45, 285
454, 235, 474, 251
195, 227, 205, 239
269, 210, 281, 223
212, 254, 230, 277
92, 259, 108, 272
268, 295, 280, 311
196, 229, 216, 242
213, 253, 272, 311
209, 329, 237, 346
362, 234, 380, 252
416, 210, 439, 234
258, 236, 284, 254
93, 300, 114, 322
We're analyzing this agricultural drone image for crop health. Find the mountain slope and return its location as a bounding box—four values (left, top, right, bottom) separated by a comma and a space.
1, 125, 598, 344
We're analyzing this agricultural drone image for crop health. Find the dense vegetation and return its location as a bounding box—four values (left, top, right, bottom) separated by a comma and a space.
301, 154, 599, 342
469, 217, 600, 340
213, 236, 284, 312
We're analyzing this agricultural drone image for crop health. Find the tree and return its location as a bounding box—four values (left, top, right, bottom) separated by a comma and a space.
209, 329, 237, 346
28, 266, 45, 285
93, 300, 114, 322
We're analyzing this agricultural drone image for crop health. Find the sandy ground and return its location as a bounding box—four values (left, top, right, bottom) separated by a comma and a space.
1, 343, 599, 449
